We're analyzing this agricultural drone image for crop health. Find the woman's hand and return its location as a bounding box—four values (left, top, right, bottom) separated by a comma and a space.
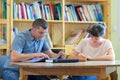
68, 53, 87, 62
78, 54, 87, 61
57, 51, 66, 59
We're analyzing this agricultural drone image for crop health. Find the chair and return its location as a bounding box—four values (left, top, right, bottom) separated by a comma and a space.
0, 55, 8, 79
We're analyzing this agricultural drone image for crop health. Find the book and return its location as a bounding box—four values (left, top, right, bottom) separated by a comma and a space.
38, 1, 45, 19
46, 3, 54, 20
82, 5, 92, 21
95, 4, 104, 21
75, 6, 83, 21
13, 2, 18, 19
71, 30, 83, 45
66, 4, 78, 21
65, 29, 83, 45
46, 33, 53, 48
20, 2, 27, 19
54, 3, 62, 20
2, 0, 7, 19
32, 1, 42, 19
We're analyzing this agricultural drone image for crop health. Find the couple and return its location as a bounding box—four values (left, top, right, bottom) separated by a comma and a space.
3, 18, 115, 80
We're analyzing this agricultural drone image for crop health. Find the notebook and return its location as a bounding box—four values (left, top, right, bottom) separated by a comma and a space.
23, 57, 79, 63
45, 59, 79, 63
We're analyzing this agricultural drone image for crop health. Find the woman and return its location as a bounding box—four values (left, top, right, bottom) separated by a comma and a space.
68, 23, 115, 80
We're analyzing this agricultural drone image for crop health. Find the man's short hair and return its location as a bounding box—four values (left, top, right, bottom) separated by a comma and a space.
32, 18, 48, 29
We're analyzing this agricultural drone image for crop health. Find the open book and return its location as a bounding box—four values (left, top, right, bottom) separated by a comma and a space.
23, 56, 79, 63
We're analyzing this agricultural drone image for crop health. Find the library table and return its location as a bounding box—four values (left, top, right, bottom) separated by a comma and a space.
11, 61, 120, 80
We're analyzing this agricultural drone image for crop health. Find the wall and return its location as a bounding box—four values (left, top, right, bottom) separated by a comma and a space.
111, 0, 120, 79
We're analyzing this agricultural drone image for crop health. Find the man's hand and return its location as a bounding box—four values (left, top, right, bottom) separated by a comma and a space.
34, 53, 50, 58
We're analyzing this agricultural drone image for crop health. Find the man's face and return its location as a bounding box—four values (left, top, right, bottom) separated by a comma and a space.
33, 27, 47, 40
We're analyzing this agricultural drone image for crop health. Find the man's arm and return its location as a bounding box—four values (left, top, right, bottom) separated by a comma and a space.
44, 50, 66, 59
11, 50, 49, 62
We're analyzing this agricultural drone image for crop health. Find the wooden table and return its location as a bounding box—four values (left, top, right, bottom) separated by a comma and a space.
11, 61, 120, 80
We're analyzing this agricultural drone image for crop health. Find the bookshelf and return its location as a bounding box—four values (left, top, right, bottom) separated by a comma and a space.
0, 0, 11, 55
64, 0, 110, 54
8, 0, 110, 55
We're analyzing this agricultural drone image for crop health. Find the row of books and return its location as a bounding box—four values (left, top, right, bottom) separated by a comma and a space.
13, 1, 103, 21
65, 29, 90, 45
13, 1, 62, 20
1, 0, 7, 19
65, 4, 104, 21
13, 27, 53, 48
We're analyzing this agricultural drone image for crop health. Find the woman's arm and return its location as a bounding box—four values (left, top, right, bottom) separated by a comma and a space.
88, 48, 115, 61
68, 49, 87, 61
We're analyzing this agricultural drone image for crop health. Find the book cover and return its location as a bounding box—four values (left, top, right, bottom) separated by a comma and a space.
38, 1, 45, 19
71, 30, 83, 45
66, 4, 78, 21
95, 4, 104, 21
46, 4, 54, 20
75, 6, 83, 21
88, 5, 96, 21
32, 1, 42, 19
18, 4, 22, 19
82, 4, 92, 21
13, 2, 18, 19
79, 7, 87, 21
91, 4, 99, 21
46, 33, 53, 48
2, 0, 7, 19
55, 3, 62, 20
65, 6, 71, 21
20, 2, 27, 19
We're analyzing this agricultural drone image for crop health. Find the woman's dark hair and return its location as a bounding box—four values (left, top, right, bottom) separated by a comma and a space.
32, 18, 48, 29
87, 23, 106, 37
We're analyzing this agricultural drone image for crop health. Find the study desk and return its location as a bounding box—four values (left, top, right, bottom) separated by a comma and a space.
11, 61, 120, 80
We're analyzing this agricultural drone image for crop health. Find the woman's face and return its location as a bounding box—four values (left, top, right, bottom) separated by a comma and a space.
90, 35, 101, 43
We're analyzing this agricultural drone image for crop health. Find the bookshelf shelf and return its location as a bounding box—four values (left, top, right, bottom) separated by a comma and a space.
13, 19, 63, 23
13, 19, 34, 22
66, 0, 107, 2
52, 46, 65, 50
65, 21, 104, 24
0, 19, 7, 24
0, 44, 7, 49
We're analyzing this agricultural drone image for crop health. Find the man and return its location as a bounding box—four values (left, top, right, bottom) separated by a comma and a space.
3, 18, 66, 80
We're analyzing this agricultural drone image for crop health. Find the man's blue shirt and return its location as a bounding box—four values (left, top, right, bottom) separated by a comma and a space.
4, 29, 50, 71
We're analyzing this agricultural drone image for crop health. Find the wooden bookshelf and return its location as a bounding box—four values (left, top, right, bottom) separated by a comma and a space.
0, 0, 11, 55
64, 0, 110, 54
7, 0, 110, 54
